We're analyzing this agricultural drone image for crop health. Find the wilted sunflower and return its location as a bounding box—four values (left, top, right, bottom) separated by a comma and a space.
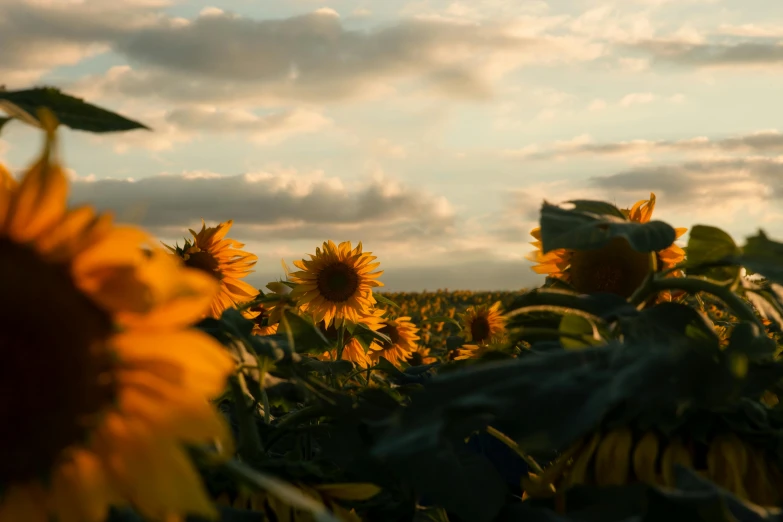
368, 316, 421, 366
527, 193, 687, 299
0, 115, 234, 521
526, 428, 783, 507
164, 219, 259, 318
459, 302, 506, 345
289, 240, 383, 328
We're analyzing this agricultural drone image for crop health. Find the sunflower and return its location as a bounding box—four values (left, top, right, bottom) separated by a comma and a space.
289, 240, 383, 328
316, 308, 386, 368
0, 114, 234, 521
526, 428, 783, 507
406, 346, 438, 366
368, 316, 420, 367
527, 193, 687, 299
245, 298, 279, 336
164, 219, 259, 318
459, 302, 506, 345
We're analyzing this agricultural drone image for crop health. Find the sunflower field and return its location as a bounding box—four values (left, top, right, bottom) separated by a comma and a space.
5, 88, 783, 522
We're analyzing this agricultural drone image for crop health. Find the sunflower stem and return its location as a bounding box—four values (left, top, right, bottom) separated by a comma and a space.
632, 276, 764, 329
336, 323, 346, 361
228, 376, 265, 462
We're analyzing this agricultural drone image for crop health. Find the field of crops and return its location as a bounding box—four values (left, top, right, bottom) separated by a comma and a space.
6, 90, 783, 522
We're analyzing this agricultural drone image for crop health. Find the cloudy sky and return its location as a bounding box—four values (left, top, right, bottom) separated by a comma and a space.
2, 0, 783, 292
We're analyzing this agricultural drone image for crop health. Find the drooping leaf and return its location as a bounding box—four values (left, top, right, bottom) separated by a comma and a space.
538, 201, 676, 254
280, 309, 330, 353
558, 313, 603, 349
0, 87, 150, 133
564, 199, 628, 220
374, 292, 401, 309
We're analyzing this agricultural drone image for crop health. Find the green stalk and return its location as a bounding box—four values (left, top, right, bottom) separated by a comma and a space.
228, 375, 264, 462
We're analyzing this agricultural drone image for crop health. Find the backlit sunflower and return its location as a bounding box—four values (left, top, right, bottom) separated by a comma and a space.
164, 219, 259, 318
459, 301, 506, 345
527, 193, 687, 299
0, 114, 234, 522
368, 316, 421, 367
289, 240, 383, 328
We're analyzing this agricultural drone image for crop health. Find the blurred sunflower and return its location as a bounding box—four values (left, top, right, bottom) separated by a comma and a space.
0, 114, 234, 521
164, 219, 259, 318
229, 482, 380, 522
527, 193, 687, 299
368, 316, 420, 366
459, 302, 506, 345
406, 346, 438, 366
289, 240, 383, 328
526, 428, 783, 507
452, 344, 490, 361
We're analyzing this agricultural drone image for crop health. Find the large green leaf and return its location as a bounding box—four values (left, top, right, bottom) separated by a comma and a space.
538, 201, 676, 254
740, 230, 783, 285
0, 87, 150, 133
685, 225, 741, 282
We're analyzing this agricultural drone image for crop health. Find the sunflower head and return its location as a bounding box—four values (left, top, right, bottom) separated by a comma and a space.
459, 301, 506, 345
245, 297, 280, 336
289, 240, 383, 328
0, 115, 234, 521
164, 219, 259, 318
527, 193, 688, 299
368, 315, 420, 366
406, 346, 438, 366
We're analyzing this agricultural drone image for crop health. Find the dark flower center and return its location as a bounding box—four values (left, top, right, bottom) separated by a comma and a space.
316, 262, 360, 302
407, 351, 424, 366
378, 323, 401, 348
184, 249, 222, 280
568, 237, 652, 298
0, 238, 116, 483
470, 316, 492, 344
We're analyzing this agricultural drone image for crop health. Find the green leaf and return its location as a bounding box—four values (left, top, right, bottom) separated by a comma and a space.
539, 201, 677, 254
373, 292, 401, 309
372, 356, 407, 380
353, 322, 392, 347
685, 225, 741, 282
725, 321, 776, 361
564, 199, 628, 220
0, 87, 150, 133
740, 230, 783, 285
299, 357, 354, 376
280, 310, 330, 353
558, 314, 603, 349
218, 460, 342, 522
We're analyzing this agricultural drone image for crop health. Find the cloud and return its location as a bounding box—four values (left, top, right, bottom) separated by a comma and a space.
589, 157, 780, 207
619, 92, 658, 106
632, 38, 783, 68
65, 8, 601, 105
503, 130, 783, 161
67, 168, 456, 241
0, 0, 164, 86
163, 105, 331, 143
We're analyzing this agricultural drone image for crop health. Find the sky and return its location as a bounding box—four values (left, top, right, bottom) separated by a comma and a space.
2, 0, 783, 292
